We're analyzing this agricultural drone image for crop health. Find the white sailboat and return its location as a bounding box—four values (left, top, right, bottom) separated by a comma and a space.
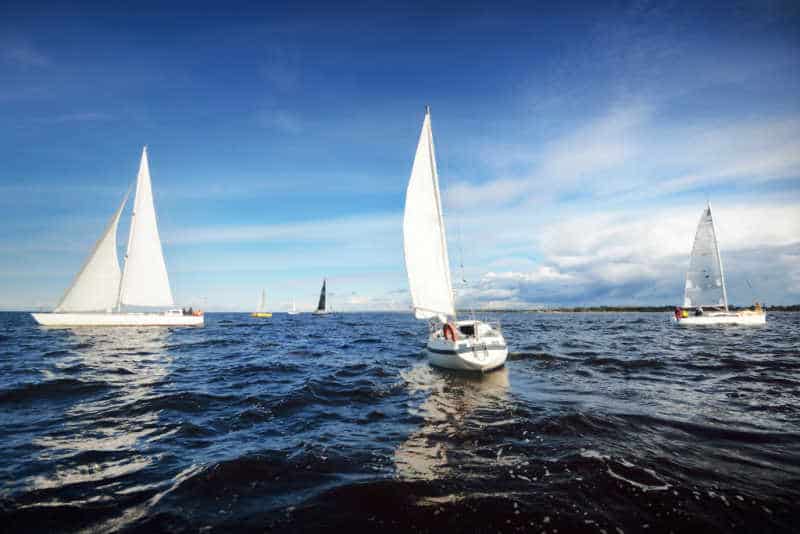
251, 289, 272, 318
312, 278, 330, 315
31, 147, 203, 327
674, 203, 765, 326
287, 300, 299, 315
403, 106, 508, 371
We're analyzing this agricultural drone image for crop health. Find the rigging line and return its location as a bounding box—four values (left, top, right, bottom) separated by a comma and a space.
432, 110, 473, 321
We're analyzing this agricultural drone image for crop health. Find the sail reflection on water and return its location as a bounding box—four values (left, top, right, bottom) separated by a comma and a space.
28, 328, 172, 493
394, 365, 510, 481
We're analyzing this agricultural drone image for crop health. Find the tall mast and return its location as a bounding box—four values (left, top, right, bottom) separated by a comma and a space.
707, 203, 729, 311
425, 105, 456, 319
116, 148, 145, 311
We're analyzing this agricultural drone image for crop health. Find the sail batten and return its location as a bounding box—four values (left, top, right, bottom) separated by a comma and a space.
402, 108, 456, 321
55, 190, 129, 312
684, 204, 728, 310
118, 147, 174, 308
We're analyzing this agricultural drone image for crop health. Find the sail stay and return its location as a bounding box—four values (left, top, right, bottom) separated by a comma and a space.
316, 279, 326, 312
684, 204, 728, 310
118, 147, 174, 308
55, 190, 130, 312
402, 107, 455, 321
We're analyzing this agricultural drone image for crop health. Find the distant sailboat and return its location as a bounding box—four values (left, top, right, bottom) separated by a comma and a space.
32, 147, 203, 327
288, 300, 299, 315
674, 203, 766, 326
403, 106, 508, 371
312, 279, 330, 315
251, 289, 272, 318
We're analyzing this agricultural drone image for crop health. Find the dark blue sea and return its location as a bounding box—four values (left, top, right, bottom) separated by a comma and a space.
1, 311, 798, 533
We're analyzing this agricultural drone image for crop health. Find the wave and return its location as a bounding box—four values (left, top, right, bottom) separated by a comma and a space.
0, 378, 111, 404
583, 356, 666, 370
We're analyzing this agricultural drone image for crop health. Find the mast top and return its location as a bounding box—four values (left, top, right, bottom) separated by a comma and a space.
425, 104, 431, 116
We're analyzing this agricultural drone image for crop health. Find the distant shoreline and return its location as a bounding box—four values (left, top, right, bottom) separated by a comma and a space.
3, 305, 799, 314
458, 305, 800, 313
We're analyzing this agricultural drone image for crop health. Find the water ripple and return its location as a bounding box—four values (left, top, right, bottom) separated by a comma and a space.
0, 311, 798, 532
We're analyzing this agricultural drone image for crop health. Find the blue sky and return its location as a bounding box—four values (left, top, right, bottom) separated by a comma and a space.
1, 0, 799, 310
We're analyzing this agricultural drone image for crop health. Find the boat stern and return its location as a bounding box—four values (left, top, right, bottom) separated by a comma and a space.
426, 321, 508, 372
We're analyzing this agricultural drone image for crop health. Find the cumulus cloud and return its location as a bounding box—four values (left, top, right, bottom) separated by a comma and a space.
458, 200, 800, 306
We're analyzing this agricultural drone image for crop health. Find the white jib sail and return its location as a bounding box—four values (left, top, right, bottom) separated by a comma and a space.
684, 204, 728, 310
402, 107, 456, 321
55, 190, 130, 312
118, 147, 175, 308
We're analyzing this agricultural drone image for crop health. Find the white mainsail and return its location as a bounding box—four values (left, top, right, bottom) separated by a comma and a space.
55, 190, 130, 312
402, 107, 456, 321
684, 204, 728, 310
257, 289, 267, 312
118, 147, 174, 308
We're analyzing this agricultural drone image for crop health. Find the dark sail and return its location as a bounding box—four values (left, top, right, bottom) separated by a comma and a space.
316, 279, 326, 312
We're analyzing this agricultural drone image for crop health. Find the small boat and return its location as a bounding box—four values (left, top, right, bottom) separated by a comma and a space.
312, 279, 330, 315
31, 147, 203, 327
251, 289, 272, 318
402, 106, 508, 371
674, 203, 766, 326
287, 300, 299, 315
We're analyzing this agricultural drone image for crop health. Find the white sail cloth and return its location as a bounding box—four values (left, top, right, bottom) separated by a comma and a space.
55, 191, 129, 312
684, 205, 728, 309
402, 109, 455, 321
257, 290, 267, 312
118, 147, 174, 307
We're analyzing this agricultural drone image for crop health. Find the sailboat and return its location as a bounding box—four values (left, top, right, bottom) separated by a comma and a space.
287, 300, 299, 315
251, 289, 272, 318
402, 106, 508, 371
312, 279, 330, 315
674, 203, 766, 326
31, 148, 203, 327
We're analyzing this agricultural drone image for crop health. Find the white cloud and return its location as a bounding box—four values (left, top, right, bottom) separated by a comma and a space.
165, 212, 399, 245
459, 199, 800, 306
539, 104, 649, 183
446, 178, 529, 210
485, 266, 574, 284
443, 104, 800, 211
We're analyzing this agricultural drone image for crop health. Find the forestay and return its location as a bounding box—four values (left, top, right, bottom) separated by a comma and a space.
55, 191, 129, 312
402, 108, 455, 321
684, 205, 728, 309
118, 147, 174, 308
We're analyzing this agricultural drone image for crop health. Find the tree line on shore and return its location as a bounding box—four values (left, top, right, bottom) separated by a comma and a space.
461, 304, 800, 313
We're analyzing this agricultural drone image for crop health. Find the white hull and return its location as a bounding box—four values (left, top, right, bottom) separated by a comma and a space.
426, 321, 508, 372
31, 312, 204, 327
675, 311, 766, 326
312, 310, 330, 316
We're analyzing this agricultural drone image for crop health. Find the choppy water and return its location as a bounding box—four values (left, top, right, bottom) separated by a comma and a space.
1, 311, 798, 533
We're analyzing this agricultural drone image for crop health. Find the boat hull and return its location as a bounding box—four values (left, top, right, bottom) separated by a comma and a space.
31, 312, 204, 327
251, 312, 272, 318
426, 322, 508, 372
427, 345, 508, 372
675, 311, 766, 326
